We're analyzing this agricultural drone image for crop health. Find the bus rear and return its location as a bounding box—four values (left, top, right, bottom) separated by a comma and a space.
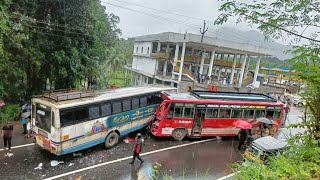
32, 98, 60, 155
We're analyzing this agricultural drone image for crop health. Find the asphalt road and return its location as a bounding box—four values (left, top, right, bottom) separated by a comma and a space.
0, 107, 303, 180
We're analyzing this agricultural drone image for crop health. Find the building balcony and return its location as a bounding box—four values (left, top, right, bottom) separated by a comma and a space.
150, 52, 170, 59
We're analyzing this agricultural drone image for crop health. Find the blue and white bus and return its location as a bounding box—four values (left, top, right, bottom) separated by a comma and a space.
31, 86, 175, 155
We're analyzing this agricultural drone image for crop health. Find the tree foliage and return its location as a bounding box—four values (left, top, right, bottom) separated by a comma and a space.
215, 0, 320, 140
0, 0, 122, 102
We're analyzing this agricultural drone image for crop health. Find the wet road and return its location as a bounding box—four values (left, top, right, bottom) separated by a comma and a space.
0, 107, 303, 180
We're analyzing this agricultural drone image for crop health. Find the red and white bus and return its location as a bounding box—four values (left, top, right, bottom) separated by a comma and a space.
151, 91, 284, 141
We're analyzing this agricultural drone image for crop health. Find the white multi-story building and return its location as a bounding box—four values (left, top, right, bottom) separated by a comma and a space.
125, 32, 273, 90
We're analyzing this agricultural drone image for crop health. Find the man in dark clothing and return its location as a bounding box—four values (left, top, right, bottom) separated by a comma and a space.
238, 129, 248, 150
2, 121, 13, 152
129, 133, 144, 165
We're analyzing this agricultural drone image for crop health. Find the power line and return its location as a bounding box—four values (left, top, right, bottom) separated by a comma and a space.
103, 2, 285, 54
105, 0, 282, 51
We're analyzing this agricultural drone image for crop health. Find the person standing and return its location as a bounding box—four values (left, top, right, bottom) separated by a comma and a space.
238, 129, 248, 150
21, 115, 27, 134
284, 103, 290, 125
2, 121, 13, 152
129, 133, 144, 165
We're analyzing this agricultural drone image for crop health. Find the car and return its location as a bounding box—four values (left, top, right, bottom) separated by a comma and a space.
293, 98, 305, 107
244, 136, 289, 163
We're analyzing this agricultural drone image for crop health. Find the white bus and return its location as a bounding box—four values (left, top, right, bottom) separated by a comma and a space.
31, 86, 175, 155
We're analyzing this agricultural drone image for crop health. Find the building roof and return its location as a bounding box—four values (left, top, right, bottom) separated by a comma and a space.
134, 32, 273, 56
260, 66, 297, 72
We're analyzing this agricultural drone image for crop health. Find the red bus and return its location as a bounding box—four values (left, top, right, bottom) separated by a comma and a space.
151, 91, 284, 141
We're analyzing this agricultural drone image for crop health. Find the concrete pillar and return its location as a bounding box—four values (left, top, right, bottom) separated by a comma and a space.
244, 55, 251, 79
153, 78, 156, 84
253, 56, 261, 86
171, 43, 179, 80
199, 50, 206, 75
226, 54, 230, 61
230, 54, 237, 84
218, 68, 222, 81
178, 42, 186, 82
157, 42, 161, 52
208, 49, 216, 77
163, 60, 167, 76
140, 74, 143, 86
189, 64, 192, 71
238, 54, 247, 88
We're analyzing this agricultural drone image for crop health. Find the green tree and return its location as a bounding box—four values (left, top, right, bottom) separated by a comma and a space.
215, 0, 320, 140
0, 0, 121, 102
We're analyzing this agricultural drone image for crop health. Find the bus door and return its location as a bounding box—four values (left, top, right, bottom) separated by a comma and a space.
192, 105, 206, 135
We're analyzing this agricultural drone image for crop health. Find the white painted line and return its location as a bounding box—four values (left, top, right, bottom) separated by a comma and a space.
0, 143, 35, 151
216, 171, 239, 180
44, 138, 215, 180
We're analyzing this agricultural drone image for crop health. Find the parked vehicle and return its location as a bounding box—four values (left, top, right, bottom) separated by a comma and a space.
293, 98, 305, 107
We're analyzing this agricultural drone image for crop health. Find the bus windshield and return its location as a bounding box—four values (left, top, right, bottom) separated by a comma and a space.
35, 103, 52, 132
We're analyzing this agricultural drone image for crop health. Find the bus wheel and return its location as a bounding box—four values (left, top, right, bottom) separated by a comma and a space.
172, 129, 187, 141
105, 132, 119, 149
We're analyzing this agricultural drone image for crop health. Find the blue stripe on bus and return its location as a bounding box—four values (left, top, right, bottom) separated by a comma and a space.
60, 123, 149, 155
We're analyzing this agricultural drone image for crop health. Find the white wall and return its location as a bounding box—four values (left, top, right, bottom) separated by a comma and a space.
133, 42, 152, 56
132, 56, 157, 75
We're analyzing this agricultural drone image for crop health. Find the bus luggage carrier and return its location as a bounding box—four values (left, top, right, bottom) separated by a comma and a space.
42, 89, 95, 101
191, 90, 277, 102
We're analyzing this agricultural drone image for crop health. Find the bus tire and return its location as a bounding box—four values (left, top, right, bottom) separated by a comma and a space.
172, 129, 187, 141
105, 132, 119, 149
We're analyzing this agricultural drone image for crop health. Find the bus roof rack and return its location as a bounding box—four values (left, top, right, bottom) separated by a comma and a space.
42, 89, 95, 101
191, 90, 277, 102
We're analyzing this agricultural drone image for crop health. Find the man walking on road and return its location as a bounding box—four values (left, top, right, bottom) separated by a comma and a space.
129, 133, 144, 165
2, 121, 13, 152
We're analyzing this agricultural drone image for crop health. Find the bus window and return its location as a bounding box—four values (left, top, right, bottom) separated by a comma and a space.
266, 110, 274, 119
74, 107, 89, 122
183, 107, 194, 118
219, 109, 231, 118
36, 104, 52, 132
101, 103, 111, 116
243, 109, 254, 119
206, 108, 218, 118
112, 102, 122, 114
140, 97, 147, 107
231, 109, 242, 118
255, 110, 265, 118
122, 100, 131, 112
274, 110, 281, 119
60, 110, 74, 127
89, 105, 100, 119
147, 94, 162, 105
132, 99, 140, 109
174, 107, 183, 117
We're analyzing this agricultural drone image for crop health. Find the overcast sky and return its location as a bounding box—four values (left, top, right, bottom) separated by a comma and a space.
103, 0, 256, 38
103, 0, 314, 45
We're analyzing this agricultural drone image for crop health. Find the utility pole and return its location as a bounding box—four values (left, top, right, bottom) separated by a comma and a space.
196, 20, 208, 81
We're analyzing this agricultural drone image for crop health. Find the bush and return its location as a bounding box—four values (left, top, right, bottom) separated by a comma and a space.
234, 139, 320, 179
0, 104, 20, 123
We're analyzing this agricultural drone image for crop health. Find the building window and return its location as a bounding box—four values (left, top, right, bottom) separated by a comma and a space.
147, 47, 150, 54
141, 47, 144, 53
136, 47, 138, 53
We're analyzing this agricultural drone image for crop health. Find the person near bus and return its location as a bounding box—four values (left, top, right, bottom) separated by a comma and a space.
26, 117, 31, 138
284, 103, 290, 125
261, 124, 269, 137
2, 121, 13, 152
129, 133, 144, 165
268, 124, 275, 137
238, 129, 248, 150
21, 115, 27, 134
